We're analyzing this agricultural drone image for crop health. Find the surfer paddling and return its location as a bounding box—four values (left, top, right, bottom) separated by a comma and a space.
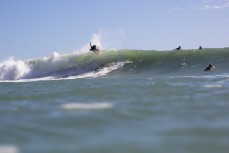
90, 42, 100, 53
204, 64, 215, 71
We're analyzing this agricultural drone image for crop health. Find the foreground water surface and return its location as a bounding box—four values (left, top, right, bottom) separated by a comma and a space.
1, 73, 229, 153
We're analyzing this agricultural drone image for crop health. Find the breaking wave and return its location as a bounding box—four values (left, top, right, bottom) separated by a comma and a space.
1, 47, 229, 82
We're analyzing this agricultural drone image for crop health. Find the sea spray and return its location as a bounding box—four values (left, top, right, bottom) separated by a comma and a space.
96, 29, 125, 50
77, 30, 125, 54
0, 58, 29, 80
78, 33, 103, 54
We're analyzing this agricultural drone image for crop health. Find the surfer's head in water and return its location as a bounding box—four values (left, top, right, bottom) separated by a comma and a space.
204, 64, 215, 71
90, 42, 100, 53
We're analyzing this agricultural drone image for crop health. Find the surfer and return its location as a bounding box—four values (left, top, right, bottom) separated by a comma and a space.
204, 64, 215, 71
199, 46, 202, 50
174, 46, 182, 51
90, 42, 100, 53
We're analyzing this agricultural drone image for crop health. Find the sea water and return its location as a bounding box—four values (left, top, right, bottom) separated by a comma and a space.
1, 48, 229, 153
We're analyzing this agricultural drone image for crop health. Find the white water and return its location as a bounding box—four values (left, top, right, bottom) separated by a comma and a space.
0, 58, 29, 80
61, 102, 113, 110
0, 60, 131, 82
0, 52, 68, 81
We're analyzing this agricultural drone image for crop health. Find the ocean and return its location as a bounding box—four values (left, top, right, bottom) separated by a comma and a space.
1, 48, 229, 153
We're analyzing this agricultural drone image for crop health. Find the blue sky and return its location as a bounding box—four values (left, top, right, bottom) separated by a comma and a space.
0, 0, 229, 60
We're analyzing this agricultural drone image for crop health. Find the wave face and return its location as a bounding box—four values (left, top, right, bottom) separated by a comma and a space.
0, 48, 229, 81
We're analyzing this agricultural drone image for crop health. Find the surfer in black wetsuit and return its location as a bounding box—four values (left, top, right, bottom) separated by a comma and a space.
174, 46, 182, 51
90, 42, 100, 53
199, 46, 202, 50
204, 64, 215, 71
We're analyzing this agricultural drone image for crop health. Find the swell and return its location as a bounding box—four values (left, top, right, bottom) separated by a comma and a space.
108, 48, 229, 76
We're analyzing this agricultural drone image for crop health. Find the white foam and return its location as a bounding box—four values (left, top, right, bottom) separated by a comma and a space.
63, 60, 131, 79
92, 61, 131, 77
0, 145, 19, 153
61, 102, 113, 110
0, 58, 30, 80
0, 52, 69, 81
204, 84, 222, 89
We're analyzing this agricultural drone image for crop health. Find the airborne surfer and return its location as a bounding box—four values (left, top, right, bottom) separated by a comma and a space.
90, 42, 100, 53
174, 46, 182, 51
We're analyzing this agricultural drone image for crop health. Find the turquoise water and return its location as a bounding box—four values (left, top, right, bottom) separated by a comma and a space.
1, 49, 229, 153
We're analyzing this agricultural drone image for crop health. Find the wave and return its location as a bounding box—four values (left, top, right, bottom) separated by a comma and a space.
1, 48, 229, 81
0, 51, 132, 81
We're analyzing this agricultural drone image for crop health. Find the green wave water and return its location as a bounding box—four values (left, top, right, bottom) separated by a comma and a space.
1, 48, 229, 81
